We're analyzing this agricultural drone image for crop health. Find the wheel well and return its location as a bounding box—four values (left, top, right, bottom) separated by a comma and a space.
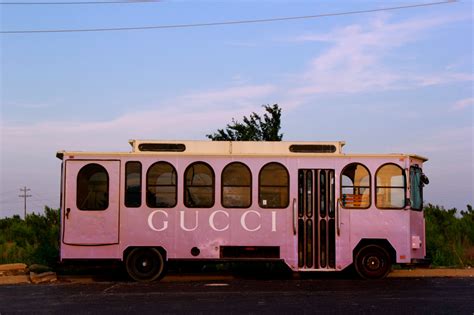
353, 239, 396, 264
123, 246, 167, 262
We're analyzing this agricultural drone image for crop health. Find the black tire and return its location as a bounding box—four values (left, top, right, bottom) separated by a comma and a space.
125, 248, 165, 282
354, 244, 392, 279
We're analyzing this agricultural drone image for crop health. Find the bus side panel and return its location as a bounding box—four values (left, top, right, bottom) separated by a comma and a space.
349, 210, 411, 263
343, 158, 412, 266
117, 156, 294, 266
59, 161, 65, 261
60, 157, 122, 260
61, 244, 122, 259
409, 210, 426, 260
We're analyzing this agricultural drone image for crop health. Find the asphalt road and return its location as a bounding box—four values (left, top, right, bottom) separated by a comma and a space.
1, 276, 473, 314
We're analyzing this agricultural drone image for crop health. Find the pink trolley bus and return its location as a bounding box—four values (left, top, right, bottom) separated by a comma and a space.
57, 140, 429, 281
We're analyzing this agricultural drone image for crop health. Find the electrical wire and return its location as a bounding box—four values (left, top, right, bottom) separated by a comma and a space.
1, 0, 160, 5
1, 0, 456, 34
0, 188, 24, 196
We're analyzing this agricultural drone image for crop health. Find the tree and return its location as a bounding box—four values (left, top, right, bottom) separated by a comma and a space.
206, 104, 283, 141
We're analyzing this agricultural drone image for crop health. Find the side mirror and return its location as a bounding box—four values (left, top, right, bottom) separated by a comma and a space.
421, 174, 429, 185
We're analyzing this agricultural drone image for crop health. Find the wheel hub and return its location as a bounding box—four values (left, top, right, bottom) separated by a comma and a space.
366, 256, 381, 270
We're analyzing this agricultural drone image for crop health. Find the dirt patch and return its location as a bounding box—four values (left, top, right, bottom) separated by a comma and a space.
390, 268, 474, 278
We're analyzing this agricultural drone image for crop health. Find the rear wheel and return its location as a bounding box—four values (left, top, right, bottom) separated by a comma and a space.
354, 244, 391, 279
125, 248, 165, 282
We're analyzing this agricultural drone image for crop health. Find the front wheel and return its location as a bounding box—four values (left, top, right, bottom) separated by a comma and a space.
125, 248, 165, 282
354, 245, 391, 279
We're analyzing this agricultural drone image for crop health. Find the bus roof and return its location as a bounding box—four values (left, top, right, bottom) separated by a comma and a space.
56, 140, 428, 162
129, 139, 346, 155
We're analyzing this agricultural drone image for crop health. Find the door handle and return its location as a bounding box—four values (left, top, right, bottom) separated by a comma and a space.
292, 198, 297, 235
66, 208, 71, 219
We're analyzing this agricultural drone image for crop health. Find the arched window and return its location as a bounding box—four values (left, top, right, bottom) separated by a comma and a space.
147, 162, 177, 208
376, 163, 406, 209
222, 162, 252, 208
341, 163, 371, 209
259, 162, 289, 208
184, 162, 215, 208
77, 163, 109, 210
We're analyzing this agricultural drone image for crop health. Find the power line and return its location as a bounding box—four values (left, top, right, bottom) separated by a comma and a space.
19, 186, 32, 219
1, 0, 160, 5
31, 194, 57, 206
0, 188, 23, 196
1, 0, 456, 35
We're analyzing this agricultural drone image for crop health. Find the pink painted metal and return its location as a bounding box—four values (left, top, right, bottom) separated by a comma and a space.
58, 144, 428, 273
63, 160, 120, 246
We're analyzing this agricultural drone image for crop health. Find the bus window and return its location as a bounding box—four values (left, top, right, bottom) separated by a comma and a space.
341, 163, 371, 209
184, 162, 215, 208
222, 162, 252, 208
259, 162, 289, 208
125, 162, 142, 208
77, 163, 109, 211
376, 163, 406, 209
410, 166, 426, 211
147, 162, 177, 208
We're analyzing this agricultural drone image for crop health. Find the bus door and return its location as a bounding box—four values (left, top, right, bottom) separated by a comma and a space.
297, 169, 336, 270
63, 160, 120, 245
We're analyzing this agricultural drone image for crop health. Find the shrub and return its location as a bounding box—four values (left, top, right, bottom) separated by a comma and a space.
0, 207, 59, 266
425, 204, 474, 267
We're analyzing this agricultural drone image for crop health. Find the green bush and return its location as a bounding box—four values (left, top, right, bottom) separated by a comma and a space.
0, 207, 59, 266
425, 204, 474, 267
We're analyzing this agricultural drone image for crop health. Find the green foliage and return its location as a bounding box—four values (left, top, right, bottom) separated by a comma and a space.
206, 104, 283, 141
0, 207, 60, 266
425, 204, 474, 267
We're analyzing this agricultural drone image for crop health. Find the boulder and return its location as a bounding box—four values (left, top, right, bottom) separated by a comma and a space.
0, 275, 31, 285
0, 263, 28, 276
29, 264, 52, 274
29, 271, 57, 284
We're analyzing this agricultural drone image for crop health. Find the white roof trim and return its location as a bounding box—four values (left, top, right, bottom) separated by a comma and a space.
128, 140, 346, 155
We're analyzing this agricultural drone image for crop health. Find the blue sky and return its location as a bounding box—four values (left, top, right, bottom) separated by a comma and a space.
1, 0, 472, 218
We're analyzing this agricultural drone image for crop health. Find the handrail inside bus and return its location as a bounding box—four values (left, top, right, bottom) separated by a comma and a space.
336, 198, 341, 236
292, 198, 296, 236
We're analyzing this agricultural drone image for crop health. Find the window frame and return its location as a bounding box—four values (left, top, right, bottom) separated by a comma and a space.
76, 163, 109, 211
375, 163, 407, 210
340, 162, 371, 210
258, 162, 290, 209
146, 161, 178, 208
138, 143, 186, 152
184, 161, 215, 208
221, 162, 252, 209
125, 161, 142, 208
289, 144, 337, 153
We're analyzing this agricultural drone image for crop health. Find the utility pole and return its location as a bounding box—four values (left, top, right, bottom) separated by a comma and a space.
19, 186, 32, 220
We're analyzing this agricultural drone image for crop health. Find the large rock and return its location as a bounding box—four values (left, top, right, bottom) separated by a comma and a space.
29, 264, 52, 274
29, 271, 57, 284
0, 275, 31, 285
0, 263, 28, 276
